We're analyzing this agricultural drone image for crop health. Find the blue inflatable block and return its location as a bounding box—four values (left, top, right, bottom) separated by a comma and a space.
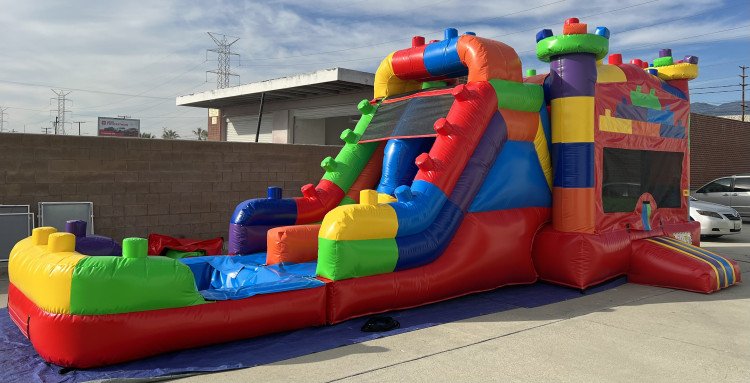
659, 123, 685, 138
395, 200, 463, 270
470, 140, 552, 212
390, 180, 448, 237
594, 26, 610, 39
230, 197, 297, 226
377, 138, 432, 195
647, 107, 674, 125
536, 29, 553, 43
539, 104, 551, 155
423, 35, 468, 78
660, 80, 687, 100
551, 142, 594, 188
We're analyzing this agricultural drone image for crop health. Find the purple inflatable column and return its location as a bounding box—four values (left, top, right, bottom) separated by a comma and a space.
65, 220, 87, 238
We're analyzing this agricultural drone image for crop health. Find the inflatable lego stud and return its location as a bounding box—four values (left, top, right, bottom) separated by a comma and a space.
536, 18, 609, 62
340, 128, 360, 144
65, 220, 122, 256
646, 48, 698, 80
267, 186, 282, 199
122, 237, 148, 259
526, 69, 537, 76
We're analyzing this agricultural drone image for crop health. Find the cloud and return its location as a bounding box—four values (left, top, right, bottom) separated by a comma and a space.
0, 0, 748, 135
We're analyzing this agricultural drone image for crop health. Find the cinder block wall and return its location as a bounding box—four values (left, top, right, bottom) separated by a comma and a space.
690, 114, 750, 188
0, 133, 340, 242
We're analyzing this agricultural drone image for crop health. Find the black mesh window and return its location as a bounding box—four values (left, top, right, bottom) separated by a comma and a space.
602, 148, 683, 213
360, 93, 455, 142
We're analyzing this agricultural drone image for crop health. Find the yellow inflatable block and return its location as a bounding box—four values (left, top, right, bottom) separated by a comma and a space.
319, 202, 398, 241
378, 193, 397, 204
8, 228, 84, 314
655, 63, 698, 81
597, 64, 626, 83
551, 97, 594, 143
599, 109, 633, 134
533, 121, 552, 189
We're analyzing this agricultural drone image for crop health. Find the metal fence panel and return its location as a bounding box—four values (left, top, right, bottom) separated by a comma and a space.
0, 213, 34, 261
38, 202, 94, 236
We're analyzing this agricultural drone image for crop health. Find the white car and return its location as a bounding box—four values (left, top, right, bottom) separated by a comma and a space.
689, 196, 742, 238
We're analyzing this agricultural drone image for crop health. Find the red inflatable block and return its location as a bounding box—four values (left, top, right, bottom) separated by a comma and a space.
532, 226, 631, 289
7, 282, 327, 368
147, 234, 223, 256
563, 23, 587, 35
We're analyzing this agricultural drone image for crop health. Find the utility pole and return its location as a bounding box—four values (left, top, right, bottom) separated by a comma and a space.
41, 126, 52, 134
0, 106, 8, 133
740, 66, 748, 122
74, 121, 86, 136
206, 32, 240, 89
50, 89, 72, 135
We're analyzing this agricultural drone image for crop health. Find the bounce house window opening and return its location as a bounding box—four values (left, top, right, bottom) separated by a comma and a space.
602, 148, 683, 213
359, 92, 455, 143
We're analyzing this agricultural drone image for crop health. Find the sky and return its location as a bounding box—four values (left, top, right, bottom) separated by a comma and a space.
0, 0, 748, 138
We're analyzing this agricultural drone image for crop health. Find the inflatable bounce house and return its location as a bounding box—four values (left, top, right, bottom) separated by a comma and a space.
7, 18, 741, 368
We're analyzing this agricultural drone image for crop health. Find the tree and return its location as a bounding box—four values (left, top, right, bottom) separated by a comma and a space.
162, 128, 180, 140
139, 132, 155, 139
193, 127, 208, 141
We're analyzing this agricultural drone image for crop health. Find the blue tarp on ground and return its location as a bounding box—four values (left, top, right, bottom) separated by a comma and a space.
0, 277, 627, 383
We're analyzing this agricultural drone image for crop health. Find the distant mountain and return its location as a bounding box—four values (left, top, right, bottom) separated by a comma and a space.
690, 101, 743, 116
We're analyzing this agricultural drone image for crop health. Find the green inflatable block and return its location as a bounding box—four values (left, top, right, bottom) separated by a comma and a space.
316, 237, 398, 280
652, 56, 674, 67
630, 85, 661, 110
69, 255, 205, 315
489, 79, 544, 112
536, 34, 609, 62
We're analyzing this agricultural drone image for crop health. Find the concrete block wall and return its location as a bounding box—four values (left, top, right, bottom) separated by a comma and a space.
690, 113, 750, 188
0, 133, 340, 243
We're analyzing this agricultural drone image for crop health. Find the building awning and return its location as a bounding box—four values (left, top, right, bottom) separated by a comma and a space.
176, 68, 375, 109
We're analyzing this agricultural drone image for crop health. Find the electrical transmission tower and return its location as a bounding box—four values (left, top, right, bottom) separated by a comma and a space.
740, 65, 747, 122
50, 89, 72, 135
0, 106, 8, 133
206, 32, 240, 89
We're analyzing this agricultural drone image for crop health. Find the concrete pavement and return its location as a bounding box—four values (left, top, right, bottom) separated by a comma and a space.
0, 231, 748, 382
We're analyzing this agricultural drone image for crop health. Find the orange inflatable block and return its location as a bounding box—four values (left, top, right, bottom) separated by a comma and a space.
631, 120, 661, 137
552, 187, 595, 233
562, 23, 587, 35
499, 108, 539, 142
266, 224, 321, 265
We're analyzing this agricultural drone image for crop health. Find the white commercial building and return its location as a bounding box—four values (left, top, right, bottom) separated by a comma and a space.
176, 68, 375, 144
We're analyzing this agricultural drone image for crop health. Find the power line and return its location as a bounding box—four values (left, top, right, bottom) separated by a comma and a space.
690, 89, 741, 95
0, 79, 173, 100
691, 84, 740, 90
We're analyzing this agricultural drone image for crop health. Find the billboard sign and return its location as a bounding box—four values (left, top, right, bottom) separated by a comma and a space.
97, 117, 140, 137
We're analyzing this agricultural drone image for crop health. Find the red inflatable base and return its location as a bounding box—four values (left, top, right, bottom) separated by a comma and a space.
531, 220, 741, 293
327, 208, 550, 323
7, 283, 327, 368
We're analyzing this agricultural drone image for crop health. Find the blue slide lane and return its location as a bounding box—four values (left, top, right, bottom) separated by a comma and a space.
394, 112, 508, 270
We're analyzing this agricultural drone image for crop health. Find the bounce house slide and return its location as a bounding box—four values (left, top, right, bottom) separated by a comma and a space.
7, 19, 741, 368
630, 236, 741, 293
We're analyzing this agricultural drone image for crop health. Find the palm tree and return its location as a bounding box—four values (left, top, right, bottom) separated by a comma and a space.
193, 127, 208, 141
139, 132, 155, 139
162, 128, 180, 140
